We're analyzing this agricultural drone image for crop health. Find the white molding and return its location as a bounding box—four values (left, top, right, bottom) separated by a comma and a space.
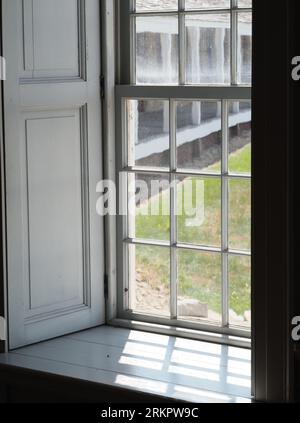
20, 0, 86, 81
0, 4, 8, 354
102, 0, 118, 322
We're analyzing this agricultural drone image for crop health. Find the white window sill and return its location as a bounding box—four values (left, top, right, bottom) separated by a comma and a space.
0, 326, 252, 403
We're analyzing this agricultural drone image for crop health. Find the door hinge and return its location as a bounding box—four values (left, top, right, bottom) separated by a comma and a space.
100, 75, 105, 99
104, 274, 109, 300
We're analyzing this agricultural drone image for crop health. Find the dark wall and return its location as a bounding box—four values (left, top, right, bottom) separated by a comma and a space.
0, 365, 178, 404
291, 0, 300, 403
252, 0, 300, 402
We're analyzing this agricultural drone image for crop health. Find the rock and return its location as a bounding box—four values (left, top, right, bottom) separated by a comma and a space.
244, 310, 251, 322
208, 310, 222, 322
229, 309, 244, 323
229, 309, 238, 320
178, 299, 208, 318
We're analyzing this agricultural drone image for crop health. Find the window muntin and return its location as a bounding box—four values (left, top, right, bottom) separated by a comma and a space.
118, 1, 252, 337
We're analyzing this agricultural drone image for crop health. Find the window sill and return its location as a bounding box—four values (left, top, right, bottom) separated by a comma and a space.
0, 326, 252, 403
110, 318, 251, 349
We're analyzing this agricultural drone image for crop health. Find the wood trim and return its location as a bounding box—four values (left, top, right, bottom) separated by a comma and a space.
0, 0, 7, 355
290, 0, 300, 403
101, 0, 118, 323
252, 0, 292, 402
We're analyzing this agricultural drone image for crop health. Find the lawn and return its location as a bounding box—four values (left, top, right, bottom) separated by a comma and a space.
134, 143, 251, 321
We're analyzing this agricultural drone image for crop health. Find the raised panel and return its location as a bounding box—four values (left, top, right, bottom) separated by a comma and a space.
33, 0, 79, 77
21, 0, 82, 78
25, 111, 84, 311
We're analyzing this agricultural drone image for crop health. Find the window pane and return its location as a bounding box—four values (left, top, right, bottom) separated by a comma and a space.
238, 0, 252, 8
176, 100, 222, 172
178, 250, 222, 324
229, 178, 251, 251
129, 244, 170, 317
185, 14, 230, 84
177, 177, 221, 247
229, 255, 251, 329
237, 12, 252, 84
185, 0, 230, 10
127, 99, 170, 168
228, 101, 251, 175
136, 0, 178, 12
136, 16, 179, 85
128, 173, 170, 242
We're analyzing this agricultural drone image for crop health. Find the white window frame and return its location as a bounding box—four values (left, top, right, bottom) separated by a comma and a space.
129, 0, 252, 86
106, 0, 252, 347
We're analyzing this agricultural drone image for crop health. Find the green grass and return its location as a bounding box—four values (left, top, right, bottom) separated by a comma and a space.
135, 144, 251, 318
229, 143, 251, 174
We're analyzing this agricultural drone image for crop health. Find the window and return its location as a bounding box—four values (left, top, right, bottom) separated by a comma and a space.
116, 0, 252, 338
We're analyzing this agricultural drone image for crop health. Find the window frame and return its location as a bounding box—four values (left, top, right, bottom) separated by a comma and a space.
115, 87, 251, 341
129, 0, 252, 86
115, 0, 253, 343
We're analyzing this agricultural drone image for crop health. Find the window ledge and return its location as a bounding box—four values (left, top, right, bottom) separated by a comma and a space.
0, 326, 252, 403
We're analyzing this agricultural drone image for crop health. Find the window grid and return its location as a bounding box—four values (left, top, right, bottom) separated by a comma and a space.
122, 97, 251, 332
130, 0, 252, 86
117, 0, 252, 337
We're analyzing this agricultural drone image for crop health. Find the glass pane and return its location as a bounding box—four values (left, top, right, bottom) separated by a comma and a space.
229, 255, 251, 329
136, 16, 179, 85
136, 0, 178, 12
128, 173, 170, 242
129, 244, 170, 317
228, 101, 251, 175
238, 0, 252, 8
237, 12, 252, 84
178, 250, 222, 324
176, 100, 222, 172
185, 0, 230, 10
127, 99, 170, 168
229, 178, 251, 251
186, 14, 230, 84
177, 177, 221, 247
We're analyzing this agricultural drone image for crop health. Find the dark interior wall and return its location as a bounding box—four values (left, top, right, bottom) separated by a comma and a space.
291, 0, 300, 403
252, 0, 299, 402
252, 0, 293, 402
